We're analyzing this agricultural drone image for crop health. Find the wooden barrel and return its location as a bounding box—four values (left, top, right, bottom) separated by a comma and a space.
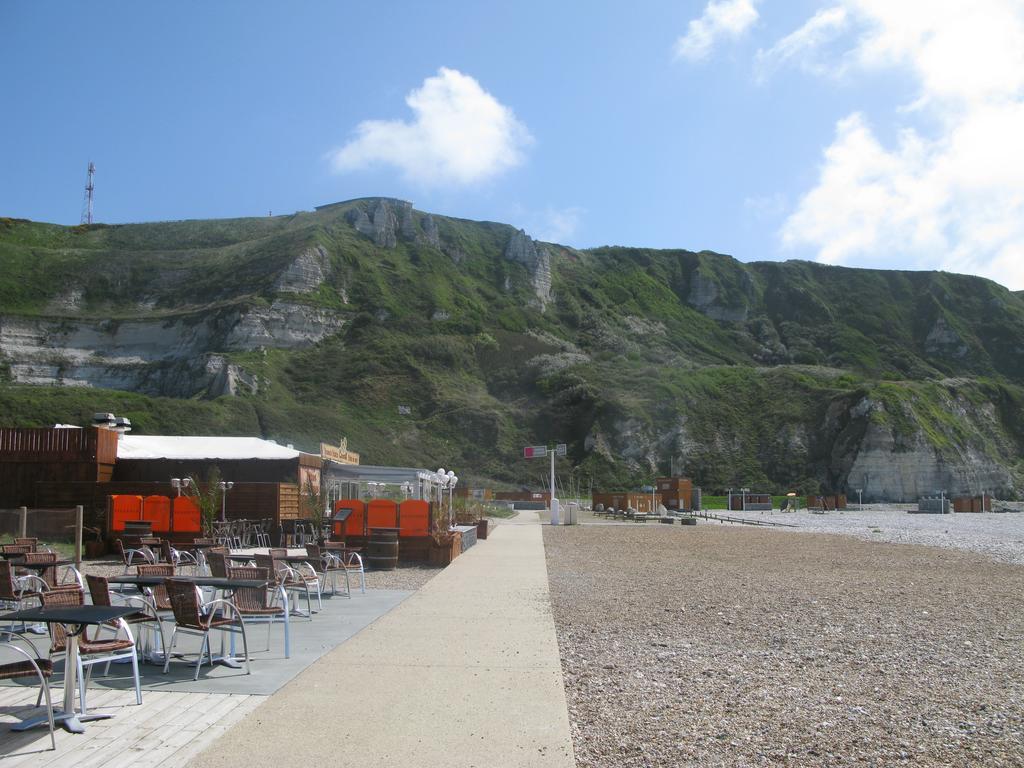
366, 527, 399, 570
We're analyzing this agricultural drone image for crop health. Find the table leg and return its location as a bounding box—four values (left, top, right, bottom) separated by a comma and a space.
12, 628, 114, 734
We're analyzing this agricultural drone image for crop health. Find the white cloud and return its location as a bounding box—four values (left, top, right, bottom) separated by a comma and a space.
675, 0, 759, 61
328, 67, 532, 186
755, 6, 849, 80
533, 206, 586, 244
778, 1, 1024, 290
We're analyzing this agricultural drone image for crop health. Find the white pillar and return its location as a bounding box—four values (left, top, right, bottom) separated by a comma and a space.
549, 449, 559, 525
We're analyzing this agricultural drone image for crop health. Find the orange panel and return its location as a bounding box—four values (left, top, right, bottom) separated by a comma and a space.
366, 499, 398, 530
142, 495, 171, 533
110, 495, 143, 532
398, 500, 430, 537
333, 499, 366, 538
172, 497, 201, 533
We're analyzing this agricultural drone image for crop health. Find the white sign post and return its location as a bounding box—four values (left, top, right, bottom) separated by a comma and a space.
524, 443, 567, 525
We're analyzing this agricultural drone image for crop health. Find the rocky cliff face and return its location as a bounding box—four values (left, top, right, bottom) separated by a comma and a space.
275, 246, 329, 294
504, 229, 552, 306
0, 299, 343, 398
344, 198, 441, 250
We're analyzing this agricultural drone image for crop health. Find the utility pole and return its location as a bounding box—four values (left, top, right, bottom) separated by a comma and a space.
81, 162, 95, 224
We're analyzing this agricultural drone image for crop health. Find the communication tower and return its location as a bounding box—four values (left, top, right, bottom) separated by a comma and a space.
81, 162, 95, 224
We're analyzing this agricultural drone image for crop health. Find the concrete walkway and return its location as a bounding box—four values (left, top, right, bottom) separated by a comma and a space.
189, 512, 576, 768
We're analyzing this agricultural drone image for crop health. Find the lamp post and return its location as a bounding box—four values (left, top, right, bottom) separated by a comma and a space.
447, 471, 458, 524
170, 477, 192, 497
856, 488, 863, 511
217, 481, 234, 523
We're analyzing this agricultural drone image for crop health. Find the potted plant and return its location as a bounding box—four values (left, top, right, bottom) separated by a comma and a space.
428, 503, 461, 566
301, 475, 328, 545
184, 466, 223, 538
83, 525, 107, 558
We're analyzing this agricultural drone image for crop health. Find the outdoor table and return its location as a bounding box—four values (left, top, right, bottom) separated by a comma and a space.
9, 557, 75, 571
0, 604, 137, 733
107, 575, 271, 668
107, 575, 267, 590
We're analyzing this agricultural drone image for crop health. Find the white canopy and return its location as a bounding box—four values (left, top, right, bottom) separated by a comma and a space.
117, 435, 301, 461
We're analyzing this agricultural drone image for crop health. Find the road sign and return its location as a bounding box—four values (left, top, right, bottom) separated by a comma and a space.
556, 444, 567, 456
523, 445, 547, 459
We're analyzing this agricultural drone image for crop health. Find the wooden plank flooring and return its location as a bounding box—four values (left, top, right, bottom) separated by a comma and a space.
0, 684, 262, 766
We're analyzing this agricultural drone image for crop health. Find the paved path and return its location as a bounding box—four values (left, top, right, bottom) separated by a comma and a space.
190, 512, 576, 768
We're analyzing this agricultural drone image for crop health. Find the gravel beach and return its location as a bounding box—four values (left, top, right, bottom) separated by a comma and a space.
543, 523, 1024, 767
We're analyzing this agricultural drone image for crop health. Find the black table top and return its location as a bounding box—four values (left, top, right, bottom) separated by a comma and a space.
226, 553, 315, 564
107, 575, 268, 589
0, 605, 137, 625
10, 558, 75, 569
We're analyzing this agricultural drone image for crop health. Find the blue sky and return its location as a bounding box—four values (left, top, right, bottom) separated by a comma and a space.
3, 1, 1023, 288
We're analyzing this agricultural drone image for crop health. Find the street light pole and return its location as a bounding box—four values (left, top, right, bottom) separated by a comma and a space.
217, 481, 234, 523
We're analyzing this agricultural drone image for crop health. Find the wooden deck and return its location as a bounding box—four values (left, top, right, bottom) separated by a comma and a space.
0, 686, 262, 766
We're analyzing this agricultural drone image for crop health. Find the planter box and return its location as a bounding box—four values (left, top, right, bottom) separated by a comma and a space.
476, 519, 489, 540
428, 532, 462, 566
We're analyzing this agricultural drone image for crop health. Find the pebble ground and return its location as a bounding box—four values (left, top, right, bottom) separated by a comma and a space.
543, 523, 1024, 767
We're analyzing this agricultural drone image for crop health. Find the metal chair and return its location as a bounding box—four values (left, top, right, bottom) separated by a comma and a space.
162, 579, 250, 680
115, 539, 155, 574
159, 541, 199, 573
41, 589, 142, 712
135, 564, 175, 613
0, 560, 47, 633
85, 574, 167, 668
0, 629, 56, 750
305, 544, 351, 597
228, 566, 290, 658
18, 552, 83, 594
326, 543, 366, 594
254, 553, 316, 617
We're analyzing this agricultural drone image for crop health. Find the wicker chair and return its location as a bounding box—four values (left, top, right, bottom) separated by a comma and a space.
0, 629, 56, 750
19, 552, 83, 594
227, 566, 290, 658
159, 540, 199, 573
326, 543, 365, 594
254, 553, 315, 617
205, 548, 230, 579
135, 564, 175, 612
115, 539, 155, 573
41, 589, 142, 712
85, 574, 167, 667
162, 579, 250, 680
0, 559, 47, 633
305, 544, 351, 597
1, 544, 34, 558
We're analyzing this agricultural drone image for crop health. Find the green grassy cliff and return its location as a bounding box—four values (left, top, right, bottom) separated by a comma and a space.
2, 200, 1022, 499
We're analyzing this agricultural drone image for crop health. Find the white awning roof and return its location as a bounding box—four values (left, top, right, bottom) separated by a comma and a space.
117, 436, 301, 461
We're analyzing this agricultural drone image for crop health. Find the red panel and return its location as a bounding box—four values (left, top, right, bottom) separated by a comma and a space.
367, 499, 398, 530
398, 500, 430, 537
110, 495, 143, 531
172, 497, 202, 533
333, 499, 366, 538
142, 495, 171, 533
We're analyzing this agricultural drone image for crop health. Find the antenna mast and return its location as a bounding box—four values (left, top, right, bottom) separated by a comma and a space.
81, 161, 95, 224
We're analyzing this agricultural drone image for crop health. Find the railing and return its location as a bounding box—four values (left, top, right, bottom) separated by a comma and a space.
0, 426, 118, 464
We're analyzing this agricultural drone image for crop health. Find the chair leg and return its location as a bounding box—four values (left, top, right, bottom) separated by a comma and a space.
78, 656, 88, 715
234, 619, 251, 675
194, 634, 210, 681
163, 628, 178, 674
282, 609, 290, 659
36, 667, 56, 750
131, 650, 142, 705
